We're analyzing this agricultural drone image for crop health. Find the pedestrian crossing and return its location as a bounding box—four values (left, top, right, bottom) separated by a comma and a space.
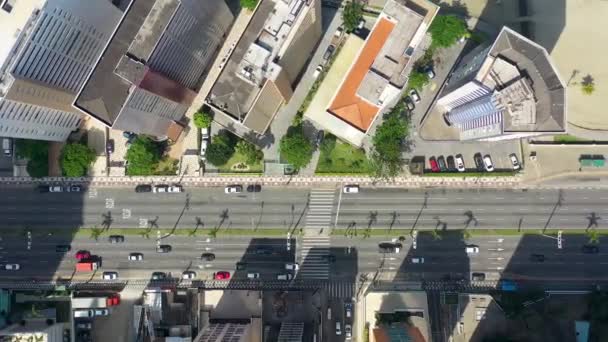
326, 281, 355, 299
298, 236, 331, 280
305, 188, 336, 231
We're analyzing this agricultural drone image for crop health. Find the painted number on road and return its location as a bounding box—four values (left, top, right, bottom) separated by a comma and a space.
88, 189, 98, 198
122, 209, 131, 219
105, 198, 114, 209
139, 218, 148, 228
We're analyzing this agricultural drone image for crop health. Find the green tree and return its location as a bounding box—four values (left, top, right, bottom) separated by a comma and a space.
206, 131, 236, 166
60, 143, 96, 177
408, 70, 430, 91
279, 127, 313, 170
240, 0, 258, 10
587, 229, 600, 244
429, 15, 468, 48
371, 104, 409, 179
16, 139, 49, 178
582, 82, 595, 95
235, 140, 263, 165
342, 0, 364, 32
125, 136, 160, 175
320, 133, 337, 156
193, 110, 213, 128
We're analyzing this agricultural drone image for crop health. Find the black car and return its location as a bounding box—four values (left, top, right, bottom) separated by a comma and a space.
247, 184, 262, 193
471, 272, 486, 281
583, 244, 600, 254
201, 253, 215, 261
473, 153, 484, 171
156, 244, 172, 253
109, 235, 125, 244
151, 272, 167, 280
106, 139, 115, 154
530, 253, 545, 262
437, 156, 448, 171
378, 242, 402, 253
55, 245, 71, 252
446, 155, 456, 171
135, 184, 153, 193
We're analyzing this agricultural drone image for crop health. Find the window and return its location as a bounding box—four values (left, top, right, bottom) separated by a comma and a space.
1, 0, 16, 13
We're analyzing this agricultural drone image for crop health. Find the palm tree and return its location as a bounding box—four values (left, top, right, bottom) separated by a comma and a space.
587, 229, 600, 244
430, 230, 442, 240
461, 229, 471, 240
90, 228, 103, 241
208, 227, 220, 238
138, 229, 151, 239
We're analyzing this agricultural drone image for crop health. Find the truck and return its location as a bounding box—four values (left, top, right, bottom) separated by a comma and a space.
72, 297, 108, 309
75, 261, 99, 272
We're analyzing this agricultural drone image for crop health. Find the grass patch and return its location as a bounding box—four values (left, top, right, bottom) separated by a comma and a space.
217, 150, 263, 173
316, 136, 372, 174
422, 171, 517, 177
553, 134, 589, 143
154, 157, 179, 175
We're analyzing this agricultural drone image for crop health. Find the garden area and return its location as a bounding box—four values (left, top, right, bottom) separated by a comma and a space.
316, 134, 372, 174
125, 136, 178, 176
205, 130, 264, 174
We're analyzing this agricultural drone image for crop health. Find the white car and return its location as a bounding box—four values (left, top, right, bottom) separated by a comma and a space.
128, 253, 144, 261
510, 153, 520, 170
483, 155, 494, 172
49, 185, 63, 193
182, 271, 196, 279
409, 89, 421, 103
200, 139, 208, 161
201, 127, 210, 141
67, 185, 82, 192
94, 308, 109, 316
285, 263, 299, 271
343, 185, 359, 194
455, 154, 465, 172
334, 26, 343, 38
102, 272, 118, 280
4, 264, 20, 270
224, 185, 243, 194
247, 273, 260, 279
153, 185, 169, 193
313, 65, 323, 79
466, 245, 480, 254
168, 185, 183, 193
345, 324, 352, 339
411, 257, 425, 264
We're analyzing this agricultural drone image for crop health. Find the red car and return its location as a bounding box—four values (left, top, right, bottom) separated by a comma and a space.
214, 271, 230, 280
429, 157, 440, 172
75, 250, 91, 260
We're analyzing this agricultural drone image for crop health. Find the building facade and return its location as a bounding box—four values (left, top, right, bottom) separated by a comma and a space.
0, 0, 122, 141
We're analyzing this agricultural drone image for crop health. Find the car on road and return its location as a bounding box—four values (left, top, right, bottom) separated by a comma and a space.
277, 274, 293, 281
429, 156, 440, 172
201, 253, 215, 261
285, 263, 299, 271
236, 262, 246, 270
344, 302, 353, 318
483, 154, 494, 172
102, 271, 118, 280
530, 254, 545, 262
76, 322, 92, 329
455, 154, 465, 172
214, 271, 230, 280
437, 156, 447, 171
409, 89, 420, 103
4, 264, 20, 270
108, 235, 124, 244
378, 242, 402, 253
411, 257, 425, 264
247, 184, 262, 193
583, 244, 600, 254
471, 272, 486, 281
465, 245, 479, 254
247, 273, 260, 279
404, 96, 415, 111
343, 184, 359, 193
151, 272, 167, 280
128, 253, 144, 261
345, 324, 352, 339
182, 271, 196, 279
510, 153, 521, 170
94, 309, 109, 316
473, 153, 484, 171
225, 185, 243, 194
157, 245, 172, 253
75, 250, 91, 260
67, 185, 82, 192
446, 155, 456, 171
135, 184, 153, 193
55, 245, 71, 252
335, 321, 342, 335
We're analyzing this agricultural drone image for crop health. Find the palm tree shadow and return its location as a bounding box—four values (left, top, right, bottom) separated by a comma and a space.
101, 211, 113, 231
189, 217, 204, 237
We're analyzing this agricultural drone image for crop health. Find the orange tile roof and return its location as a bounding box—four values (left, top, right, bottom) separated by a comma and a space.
328, 18, 395, 131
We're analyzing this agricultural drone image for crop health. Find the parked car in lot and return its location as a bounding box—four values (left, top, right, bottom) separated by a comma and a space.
225, 185, 243, 194
201, 253, 215, 261
425, 67, 436, 79
128, 253, 144, 261
455, 154, 465, 172
471, 272, 486, 281
446, 155, 456, 171
108, 235, 124, 244
343, 184, 359, 193
247, 184, 262, 192
510, 153, 520, 170
151, 272, 167, 280
135, 184, 153, 193
182, 271, 196, 279
429, 156, 440, 172
409, 89, 421, 103
102, 271, 118, 280
483, 154, 494, 172
437, 156, 447, 171
214, 271, 230, 280
200, 139, 208, 161
313, 64, 323, 78
473, 153, 484, 171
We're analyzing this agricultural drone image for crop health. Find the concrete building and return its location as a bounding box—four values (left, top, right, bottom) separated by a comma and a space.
74, 0, 234, 141
305, 0, 438, 146
207, 0, 323, 134
437, 26, 566, 141
0, 0, 122, 141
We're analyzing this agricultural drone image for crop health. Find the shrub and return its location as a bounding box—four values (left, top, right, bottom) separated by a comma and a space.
61, 143, 96, 177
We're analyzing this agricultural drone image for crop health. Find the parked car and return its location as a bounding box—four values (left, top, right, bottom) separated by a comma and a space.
357, 19, 365, 30
345, 324, 352, 339
201, 253, 215, 261
156, 245, 172, 253
437, 156, 447, 171
344, 302, 353, 318
106, 139, 115, 154
200, 139, 208, 161
151, 272, 167, 280
323, 45, 335, 60
471, 272, 486, 281
334, 26, 343, 38
153, 184, 169, 193
313, 64, 323, 78
55, 245, 71, 252
75, 322, 92, 329
530, 254, 545, 262
75, 250, 90, 260
182, 271, 196, 280
247, 273, 260, 279
583, 244, 600, 254
409, 89, 421, 103
214, 271, 230, 280
225, 185, 243, 194
4, 264, 20, 270
335, 321, 342, 336
510, 153, 521, 170
446, 155, 456, 171
49, 185, 63, 193
67, 185, 82, 192
200, 127, 210, 141
102, 271, 118, 280
425, 67, 436, 79
429, 156, 440, 172
404, 96, 415, 111
135, 184, 153, 193
128, 253, 143, 261
277, 274, 293, 280
108, 235, 124, 244
168, 185, 183, 193
316, 130, 325, 145
343, 184, 359, 193
473, 153, 484, 171
411, 257, 425, 264
2, 138, 12, 156
455, 154, 465, 172
247, 184, 262, 193
483, 154, 494, 172
94, 309, 109, 316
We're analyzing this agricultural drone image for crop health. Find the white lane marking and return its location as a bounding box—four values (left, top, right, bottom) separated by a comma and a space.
122, 209, 131, 219
105, 198, 114, 209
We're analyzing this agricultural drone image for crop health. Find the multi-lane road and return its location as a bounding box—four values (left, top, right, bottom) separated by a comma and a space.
1, 185, 607, 230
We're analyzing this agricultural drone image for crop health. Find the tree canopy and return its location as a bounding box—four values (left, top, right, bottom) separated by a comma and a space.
370, 104, 409, 179
240, 0, 258, 10
61, 143, 96, 177
193, 110, 213, 129
16, 139, 49, 178
408, 70, 430, 91
428, 15, 468, 48
342, 1, 364, 32
235, 140, 263, 165
206, 131, 236, 166
125, 136, 160, 175
279, 127, 313, 170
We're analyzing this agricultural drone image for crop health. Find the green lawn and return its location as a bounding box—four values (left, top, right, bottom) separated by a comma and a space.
217, 150, 263, 173
316, 139, 372, 174
553, 134, 589, 143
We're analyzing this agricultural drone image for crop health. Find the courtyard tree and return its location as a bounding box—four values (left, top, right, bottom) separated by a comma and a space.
342, 0, 364, 32
125, 136, 160, 175
429, 15, 468, 49
408, 70, 430, 91
206, 131, 236, 166
235, 140, 263, 165
61, 142, 96, 177
193, 110, 213, 129
370, 104, 409, 179
279, 126, 313, 170
15, 139, 49, 178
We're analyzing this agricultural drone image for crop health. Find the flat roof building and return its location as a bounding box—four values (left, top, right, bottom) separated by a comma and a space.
74, 0, 234, 140
437, 26, 566, 141
207, 0, 322, 134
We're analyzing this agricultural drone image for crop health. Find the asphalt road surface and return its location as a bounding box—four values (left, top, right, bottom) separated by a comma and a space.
1, 186, 607, 230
